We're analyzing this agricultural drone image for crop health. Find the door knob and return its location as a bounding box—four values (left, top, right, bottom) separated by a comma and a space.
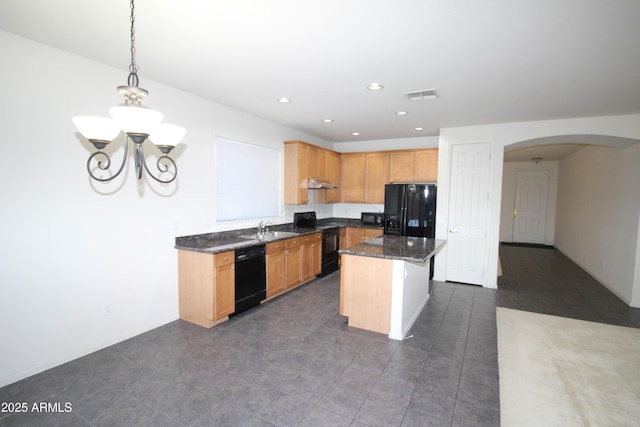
514, 209, 519, 218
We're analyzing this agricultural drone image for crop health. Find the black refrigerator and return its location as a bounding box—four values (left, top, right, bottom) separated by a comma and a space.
384, 183, 437, 278
384, 183, 437, 237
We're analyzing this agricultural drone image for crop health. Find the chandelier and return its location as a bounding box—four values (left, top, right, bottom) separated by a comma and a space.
72, 0, 185, 184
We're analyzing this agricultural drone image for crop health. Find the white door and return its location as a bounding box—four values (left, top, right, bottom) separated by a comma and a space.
513, 171, 549, 244
446, 143, 492, 285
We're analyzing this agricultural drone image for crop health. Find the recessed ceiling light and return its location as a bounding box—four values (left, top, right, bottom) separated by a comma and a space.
366, 83, 384, 91
415, 127, 424, 131
395, 111, 408, 116
352, 132, 360, 136
322, 119, 333, 123
277, 97, 291, 103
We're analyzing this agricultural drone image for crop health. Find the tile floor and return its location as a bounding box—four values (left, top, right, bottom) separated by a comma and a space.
0, 273, 499, 426
1, 244, 638, 426
497, 243, 640, 328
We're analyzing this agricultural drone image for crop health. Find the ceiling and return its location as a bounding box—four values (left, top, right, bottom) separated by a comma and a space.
1, 0, 639, 143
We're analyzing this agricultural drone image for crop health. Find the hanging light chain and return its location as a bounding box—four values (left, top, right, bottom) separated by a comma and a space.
127, 0, 140, 88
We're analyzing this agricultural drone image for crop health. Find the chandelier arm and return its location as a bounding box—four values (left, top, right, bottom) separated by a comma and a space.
142, 154, 178, 184
86, 138, 130, 182
133, 139, 145, 180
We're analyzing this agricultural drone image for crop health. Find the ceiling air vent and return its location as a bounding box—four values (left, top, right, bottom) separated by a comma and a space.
404, 89, 438, 101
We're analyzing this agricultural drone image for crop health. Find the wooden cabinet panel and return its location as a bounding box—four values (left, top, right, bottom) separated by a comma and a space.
365, 152, 390, 204
302, 233, 322, 280
389, 151, 415, 182
345, 227, 384, 247
284, 142, 309, 204
214, 262, 235, 319
285, 141, 436, 205
285, 245, 302, 288
366, 228, 384, 238
308, 146, 322, 182
178, 249, 235, 328
325, 150, 341, 203
284, 141, 341, 205
266, 244, 286, 298
340, 153, 366, 202
414, 149, 438, 181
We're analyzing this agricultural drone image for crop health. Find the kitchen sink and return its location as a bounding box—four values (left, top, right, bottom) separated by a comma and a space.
239, 231, 299, 241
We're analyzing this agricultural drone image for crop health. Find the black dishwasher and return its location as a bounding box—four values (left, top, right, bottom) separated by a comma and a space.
233, 244, 266, 315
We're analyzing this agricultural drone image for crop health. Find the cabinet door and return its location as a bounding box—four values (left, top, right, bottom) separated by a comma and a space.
284, 142, 309, 204
365, 152, 390, 203
266, 250, 285, 298
213, 251, 235, 320
214, 263, 235, 320
303, 233, 322, 277
345, 227, 362, 247
311, 239, 322, 276
285, 245, 302, 288
301, 238, 314, 282
414, 149, 438, 182
340, 153, 366, 202
389, 151, 415, 182
325, 151, 341, 203
308, 146, 322, 181
365, 228, 384, 238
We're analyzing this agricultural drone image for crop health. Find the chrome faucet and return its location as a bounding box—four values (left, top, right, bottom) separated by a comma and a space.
257, 221, 270, 235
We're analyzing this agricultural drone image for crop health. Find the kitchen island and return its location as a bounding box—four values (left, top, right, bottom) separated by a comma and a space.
339, 236, 446, 340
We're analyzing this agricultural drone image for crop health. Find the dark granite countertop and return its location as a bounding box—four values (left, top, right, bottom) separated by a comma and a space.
339, 236, 446, 263
174, 217, 382, 254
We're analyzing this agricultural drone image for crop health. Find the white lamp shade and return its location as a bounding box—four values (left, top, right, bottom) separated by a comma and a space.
72, 116, 121, 141
149, 123, 186, 147
109, 106, 163, 135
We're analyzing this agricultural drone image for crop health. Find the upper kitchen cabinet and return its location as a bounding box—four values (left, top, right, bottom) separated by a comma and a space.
284, 141, 341, 205
340, 153, 366, 202
325, 150, 341, 203
284, 141, 309, 204
389, 148, 438, 182
414, 149, 438, 182
389, 151, 415, 182
364, 152, 389, 204
340, 152, 389, 204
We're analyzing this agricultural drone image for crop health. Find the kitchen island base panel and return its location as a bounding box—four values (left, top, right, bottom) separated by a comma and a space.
340, 255, 393, 335
340, 254, 431, 340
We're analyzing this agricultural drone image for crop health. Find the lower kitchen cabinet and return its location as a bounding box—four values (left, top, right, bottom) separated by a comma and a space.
302, 233, 322, 281
266, 241, 286, 298
285, 237, 302, 289
266, 234, 321, 299
345, 227, 384, 247
178, 250, 235, 328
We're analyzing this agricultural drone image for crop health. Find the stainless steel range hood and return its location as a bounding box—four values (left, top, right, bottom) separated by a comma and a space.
308, 178, 338, 189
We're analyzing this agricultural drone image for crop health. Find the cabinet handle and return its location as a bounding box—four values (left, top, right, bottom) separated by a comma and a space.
223, 257, 229, 261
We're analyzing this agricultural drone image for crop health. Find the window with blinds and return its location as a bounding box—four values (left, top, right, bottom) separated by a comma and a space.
215, 137, 280, 221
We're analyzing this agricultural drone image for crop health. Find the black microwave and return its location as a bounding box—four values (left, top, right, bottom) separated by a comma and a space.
361, 212, 383, 227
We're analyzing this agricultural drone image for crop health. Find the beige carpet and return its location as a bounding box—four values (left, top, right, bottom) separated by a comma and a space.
497, 307, 640, 426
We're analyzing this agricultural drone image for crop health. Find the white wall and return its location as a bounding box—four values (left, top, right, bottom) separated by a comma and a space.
435, 115, 640, 292
333, 136, 439, 153
500, 161, 559, 245
0, 31, 331, 387
555, 144, 640, 306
